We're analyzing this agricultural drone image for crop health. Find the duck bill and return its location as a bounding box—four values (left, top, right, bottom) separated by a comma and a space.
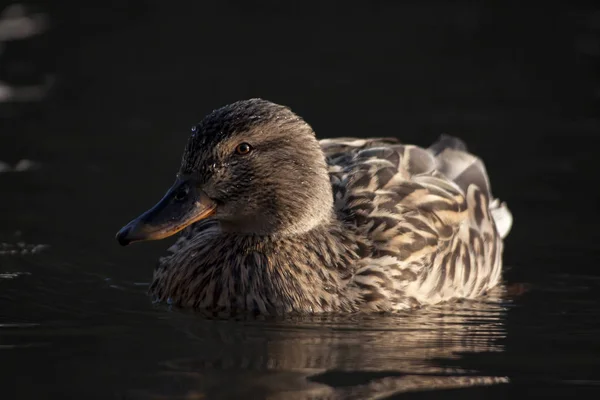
115, 179, 216, 246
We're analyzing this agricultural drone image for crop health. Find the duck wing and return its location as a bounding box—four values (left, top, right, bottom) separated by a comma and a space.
320, 135, 512, 311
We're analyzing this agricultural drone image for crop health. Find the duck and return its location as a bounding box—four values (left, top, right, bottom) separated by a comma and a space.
116, 98, 513, 314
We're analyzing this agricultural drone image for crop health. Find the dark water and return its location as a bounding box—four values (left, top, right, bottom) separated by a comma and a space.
2, 2, 600, 399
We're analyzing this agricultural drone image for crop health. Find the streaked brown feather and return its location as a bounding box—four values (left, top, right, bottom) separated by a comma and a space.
320, 135, 512, 310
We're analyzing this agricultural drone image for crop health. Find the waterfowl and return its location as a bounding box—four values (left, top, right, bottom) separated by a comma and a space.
116, 99, 512, 314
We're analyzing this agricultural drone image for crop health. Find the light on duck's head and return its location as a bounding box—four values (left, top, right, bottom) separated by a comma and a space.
116, 98, 334, 246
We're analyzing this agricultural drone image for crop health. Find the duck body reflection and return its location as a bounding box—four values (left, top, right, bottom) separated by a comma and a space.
126, 286, 511, 399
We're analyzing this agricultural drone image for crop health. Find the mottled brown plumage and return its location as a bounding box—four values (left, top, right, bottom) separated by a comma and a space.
117, 98, 513, 314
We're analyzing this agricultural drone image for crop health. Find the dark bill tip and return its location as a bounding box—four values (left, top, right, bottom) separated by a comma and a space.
116, 225, 134, 246
115, 178, 217, 247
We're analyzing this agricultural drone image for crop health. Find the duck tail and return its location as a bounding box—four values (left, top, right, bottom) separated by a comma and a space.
428, 134, 513, 239
489, 199, 513, 239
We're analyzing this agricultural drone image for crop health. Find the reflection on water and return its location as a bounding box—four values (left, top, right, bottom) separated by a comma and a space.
0, 256, 513, 399
0, 241, 48, 255
3, 267, 599, 399
125, 288, 510, 399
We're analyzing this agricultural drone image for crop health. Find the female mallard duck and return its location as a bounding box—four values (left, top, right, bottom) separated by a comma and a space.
116, 99, 512, 314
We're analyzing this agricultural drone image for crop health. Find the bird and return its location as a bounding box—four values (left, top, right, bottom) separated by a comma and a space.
116, 98, 512, 314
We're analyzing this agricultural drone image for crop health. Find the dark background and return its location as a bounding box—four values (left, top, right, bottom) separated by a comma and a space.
1, 1, 600, 398
3, 1, 598, 269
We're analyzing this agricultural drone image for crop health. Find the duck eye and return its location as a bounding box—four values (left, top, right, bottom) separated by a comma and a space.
235, 143, 252, 155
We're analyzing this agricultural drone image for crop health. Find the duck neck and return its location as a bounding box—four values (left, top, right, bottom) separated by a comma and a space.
151, 221, 362, 313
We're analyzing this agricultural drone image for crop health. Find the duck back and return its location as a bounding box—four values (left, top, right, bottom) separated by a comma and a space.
320, 134, 512, 310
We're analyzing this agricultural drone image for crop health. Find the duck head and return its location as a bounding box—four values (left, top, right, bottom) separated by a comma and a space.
116, 99, 333, 246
